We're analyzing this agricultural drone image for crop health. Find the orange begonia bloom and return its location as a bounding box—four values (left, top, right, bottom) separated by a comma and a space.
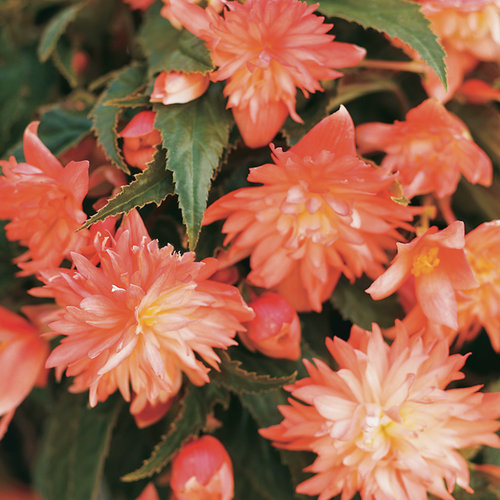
36, 210, 253, 411
170, 435, 234, 500
0, 306, 48, 440
123, 0, 155, 10
150, 71, 210, 105
136, 483, 160, 500
260, 323, 500, 500
203, 107, 417, 312
161, 0, 223, 30
0, 122, 89, 276
356, 99, 492, 200
167, 0, 366, 148
366, 221, 478, 330
456, 220, 500, 351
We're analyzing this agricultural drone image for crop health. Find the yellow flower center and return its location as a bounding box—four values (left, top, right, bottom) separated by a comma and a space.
411, 246, 440, 277
468, 252, 496, 283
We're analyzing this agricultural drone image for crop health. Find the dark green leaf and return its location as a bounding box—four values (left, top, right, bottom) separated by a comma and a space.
90, 63, 148, 174
82, 149, 174, 229
316, 0, 446, 87
52, 38, 78, 87
330, 276, 405, 330
211, 350, 297, 394
38, 2, 85, 62
35, 392, 121, 500
153, 88, 233, 249
138, 1, 213, 76
122, 384, 229, 481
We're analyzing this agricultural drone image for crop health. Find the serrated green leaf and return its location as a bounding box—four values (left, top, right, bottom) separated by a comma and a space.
38, 2, 85, 62
104, 94, 151, 108
153, 89, 233, 249
138, 1, 213, 76
82, 149, 174, 229
330, 276, 405, 330
211, 350, 297, 394
90, 63, 148, 174
316, 0, 446, 87
122, 384, 229, 481
34, 392, 121, 500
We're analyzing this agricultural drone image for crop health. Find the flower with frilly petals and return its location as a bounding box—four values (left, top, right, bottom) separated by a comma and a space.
356, 99, 492, 200
150, 71, 210, 105
0, 122, 89, 276
35, 210, 253, 411
119, 111, 161, 170
167, 0, 366, 147
366, 221, 478, 330
456, 220, 500, 351
0, 306, 48, 440
170, 435, 234, 500
203, 107, 417, 312
260, 322, 500, 500
161, 0, 223, 30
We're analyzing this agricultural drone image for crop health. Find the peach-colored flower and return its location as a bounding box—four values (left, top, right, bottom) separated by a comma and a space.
456, 220, 500, 351
366, 221, 478, 330
0, 483, 42, 500
241, 292, 301, 360
356, 99, 492, 200
203, 107, 417, 312
36, 210, 253, 409
161, 0, 223, 30
0, 306, 49, 440
136, 483, 160, 500
150, 71, 210, 105
167, 0, 366, 147
0, 122, 89, 276
119, 111, 161, 170
458, 78, 500, 104
170, 435, 234, 500
260, 322, 500, 500
123, 0, 155, 10
130, 391, 174, 428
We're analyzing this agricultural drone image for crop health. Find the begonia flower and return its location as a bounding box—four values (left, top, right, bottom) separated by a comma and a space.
150, 71, 210, 105
136, 483, 160, 500
123, 0, 155, 10
119, 111, 162, 170
161, 0, 223, 30
170, 435, 234, 500
458, 78, 500, 104
35, 210, 254, 409
456, 220, 500, 351
356, 99, 492, 200
0, 122, 89, 276
167, 0, 366, 147
0, 306, 49, 440
366, 221, 478, 330
260, 322, 500, 500
0, 483, 42, 500
203, 107, 417, 312
241, 292, 301, 360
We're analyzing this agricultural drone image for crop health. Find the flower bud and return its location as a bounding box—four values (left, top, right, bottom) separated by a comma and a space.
123, 0, 155, 10
136, 483, 160, 500
241, 292, 301, 360
119, 111, 161, 170
170, 436, 234, 500
150, 71, 209, 106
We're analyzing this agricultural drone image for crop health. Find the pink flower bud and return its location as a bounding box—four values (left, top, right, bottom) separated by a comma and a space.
122, 0, 155, 11
170, 436, 234, 500
136, 483, 160, 500
119, 111, 161, 170
241, 292, 301, 361
150, 71, 209, 106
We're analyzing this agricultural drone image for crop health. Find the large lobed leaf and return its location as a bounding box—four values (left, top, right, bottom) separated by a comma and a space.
316, 0, 447, 87
153, 88, 233, 249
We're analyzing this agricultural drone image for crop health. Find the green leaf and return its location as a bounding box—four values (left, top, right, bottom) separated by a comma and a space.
82, 149, 174, 229
330, 276, 405, 330
316, 0, 446, 87
454, 179, 500, 223
35, 392, 121, 500
90, 63, 148, 174
122, 384, 229, 481
138, 1, 213, 76
211, 350, 297, 394
153, 88, 233, 249
38, 2, 85, 62
52, 38, 78, 87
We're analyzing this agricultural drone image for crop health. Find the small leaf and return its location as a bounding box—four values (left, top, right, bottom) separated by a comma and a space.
52, 38, 78, 87
153, 88, 233, 249
316, 0, 447, 87
330, 276, 405, 330
34, 392, 121, 500
90, 63, 148, 174
38, 2, 85, 62
138, 1, 213, 76
82, 149, 174, 229
211, 350, 297, 394
122, 384, 229, 481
